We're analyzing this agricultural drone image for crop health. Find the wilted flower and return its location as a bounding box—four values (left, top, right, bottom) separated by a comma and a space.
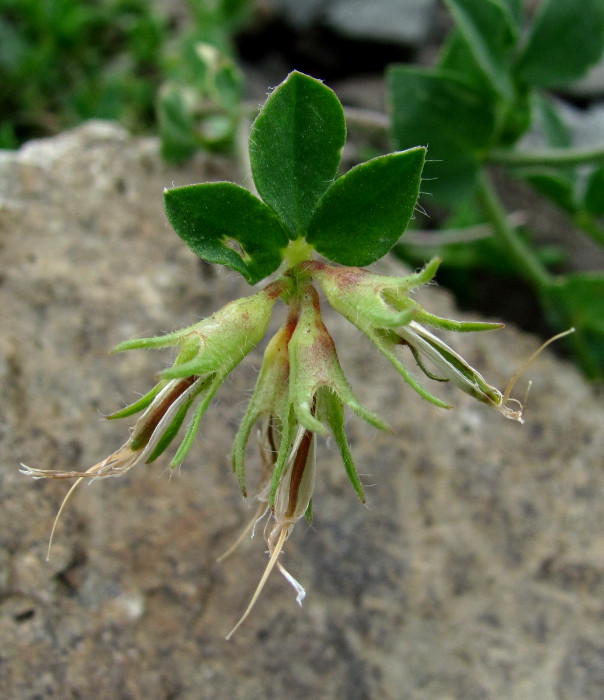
21, 280, 289, 555
305, 257, 523, 420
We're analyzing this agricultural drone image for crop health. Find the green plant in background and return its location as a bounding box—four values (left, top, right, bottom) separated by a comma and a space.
23, 72, 538, 637
388, 0, 604, 379
158, 0, 251, 160
0, 0, 249, 152
0, 0, 166, 147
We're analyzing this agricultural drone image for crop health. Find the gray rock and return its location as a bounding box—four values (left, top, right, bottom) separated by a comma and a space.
276, 0, 438, 46
325, 0, 438, 45
1, 122, 603, 699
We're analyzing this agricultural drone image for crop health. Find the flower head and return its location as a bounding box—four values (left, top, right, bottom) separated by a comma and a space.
22, 259, 537, 635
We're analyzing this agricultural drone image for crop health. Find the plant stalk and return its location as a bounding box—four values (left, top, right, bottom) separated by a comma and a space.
476, 170, 553, 290
488, 144, 604, 168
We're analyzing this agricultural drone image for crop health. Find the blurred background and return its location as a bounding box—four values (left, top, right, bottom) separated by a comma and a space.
0, 0, 441, 148
2, 0, 604, 379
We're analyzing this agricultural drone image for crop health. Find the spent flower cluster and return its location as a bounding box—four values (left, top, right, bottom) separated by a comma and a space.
23, 72, 539, 637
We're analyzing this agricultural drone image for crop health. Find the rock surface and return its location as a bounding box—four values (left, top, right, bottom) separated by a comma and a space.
272, 0, 437, 46
1, 122, 603, 699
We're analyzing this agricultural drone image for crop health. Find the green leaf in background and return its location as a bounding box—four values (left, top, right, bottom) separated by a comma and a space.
444, 0, 517, 99
522, 172, 577, 214
164, 182, 289, 284
388, 67, 497, 204
249, 71, 346, 239
439, 30, 494, 94
306, 149, 425, 266
543, 272, 604, 378
532, 94, 572, 148
498, 0, 524, 28
513, 96, 577, 213
158, 85, 199, 162
514, 0, 604, 88
584, 166, 604, 216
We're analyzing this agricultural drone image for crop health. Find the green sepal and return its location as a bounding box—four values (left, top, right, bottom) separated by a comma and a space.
116, 287, 282, 381
268, 406, 299, 507
306, 149, 426, 266
107, 382, 164, 420
316, 388, 366, 504
249, 71, 346, 239
145, 393, 196, 464
304, 498, 313, 525
304, 261, 415, 330
139, 371, 217, 464
232, 321, 293, 496
413, 308, 504, 333
309, 258, 440, 333
112, 331, 200, 354
288, 285, 388, 436
170, 373, 224, 467
164, 181, 290, 284
370, 329, 453, 409
232, 414, 256, 496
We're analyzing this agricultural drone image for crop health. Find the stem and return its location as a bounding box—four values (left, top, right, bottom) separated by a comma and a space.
401, 211, 526, 247
488, 144, 604, 168
284, 238, 314, 268
476, 170, 553, 289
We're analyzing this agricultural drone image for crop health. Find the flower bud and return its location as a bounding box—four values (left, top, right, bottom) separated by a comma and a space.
112, 279, 289, 380
231, 301, 299, 497
301, 257, 440, 331
287, 282, 387, 435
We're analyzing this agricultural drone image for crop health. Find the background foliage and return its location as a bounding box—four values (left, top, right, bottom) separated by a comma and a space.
0, 0, 249, 152
2, 0, 603, 378
388, 0, 604, 378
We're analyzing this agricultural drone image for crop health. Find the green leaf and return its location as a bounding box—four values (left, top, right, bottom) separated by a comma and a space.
515, 0, 604, 88
164, 181, 289, 284
388, 66, 497, 204
523, 171, 577, 214
543, 272, 604, 378
249, 71, 346, 238
532, 94, 572, 149
547, 274, 604, 334
444, 0, 516, 99
306, 148, 425, 266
